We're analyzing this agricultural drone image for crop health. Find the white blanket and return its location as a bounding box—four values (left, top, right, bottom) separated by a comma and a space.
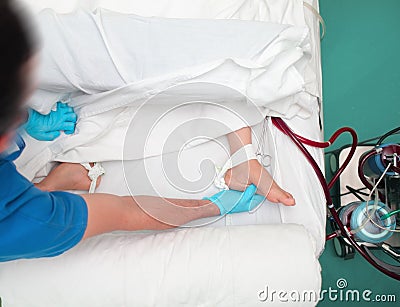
17, 8, 316, 180
32, 9, 313, 116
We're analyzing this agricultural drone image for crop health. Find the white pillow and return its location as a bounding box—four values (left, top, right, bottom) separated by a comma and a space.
0, 224, 321, 307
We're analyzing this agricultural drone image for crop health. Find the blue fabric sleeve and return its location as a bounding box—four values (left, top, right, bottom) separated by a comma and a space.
0, 159, 88, 262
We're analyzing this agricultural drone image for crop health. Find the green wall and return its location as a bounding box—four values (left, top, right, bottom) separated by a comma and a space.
321, 0, 400, 148
319, 0, 400, 306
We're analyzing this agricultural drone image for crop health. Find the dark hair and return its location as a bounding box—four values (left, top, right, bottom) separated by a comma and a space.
0, 0, 35, 136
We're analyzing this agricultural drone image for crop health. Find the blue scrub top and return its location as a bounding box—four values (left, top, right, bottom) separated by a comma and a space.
0, 135, 88, 262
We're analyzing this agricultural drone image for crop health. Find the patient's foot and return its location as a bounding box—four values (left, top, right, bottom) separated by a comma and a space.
265, 181, 295, 206
35, 163, 102, 192
224, 159, 295, 206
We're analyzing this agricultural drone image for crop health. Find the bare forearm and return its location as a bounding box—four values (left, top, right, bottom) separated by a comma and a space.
81, 194, 219, 239
128, 195, 219, 229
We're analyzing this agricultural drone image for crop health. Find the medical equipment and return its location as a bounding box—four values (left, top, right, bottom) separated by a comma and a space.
360, 144, 400, 179
338, 201, 395, 244
272, 117, 400, 281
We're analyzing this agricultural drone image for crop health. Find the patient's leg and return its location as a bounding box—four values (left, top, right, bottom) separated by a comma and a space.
81, 194, 220, 238
35, 163, 101, 191
33, 163, 222, 238
34, 163, 264, 239
37, 170, 220, 237
226, 126, 295, 206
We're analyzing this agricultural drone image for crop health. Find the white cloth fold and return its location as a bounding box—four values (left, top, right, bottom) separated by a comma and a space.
17, 9, 317, 179
31, 9, 313, 116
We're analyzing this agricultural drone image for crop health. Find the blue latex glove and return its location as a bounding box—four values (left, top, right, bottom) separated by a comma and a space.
204, 184, 265, 215
23, 102, 77, 141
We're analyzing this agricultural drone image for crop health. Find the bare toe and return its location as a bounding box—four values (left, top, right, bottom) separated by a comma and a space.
266, 182, 296, 206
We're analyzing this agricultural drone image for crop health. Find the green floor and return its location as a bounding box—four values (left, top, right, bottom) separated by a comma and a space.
319, 0, 400, 306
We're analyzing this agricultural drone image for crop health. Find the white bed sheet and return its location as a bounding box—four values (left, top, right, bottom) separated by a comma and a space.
86, 0, 326, 255
14, 0, 325, 252
14, 0, 325, 254
16, 0, 325, 255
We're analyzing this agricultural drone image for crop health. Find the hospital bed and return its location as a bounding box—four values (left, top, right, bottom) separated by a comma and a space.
0, 1, 325, 306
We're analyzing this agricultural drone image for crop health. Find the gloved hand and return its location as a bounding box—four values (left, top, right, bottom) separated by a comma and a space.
23, 102, 78, 141
204, 184, 265, 215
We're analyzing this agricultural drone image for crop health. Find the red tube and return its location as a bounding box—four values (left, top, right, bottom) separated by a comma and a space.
326, 232, 339, 241
327, 127, 358, 190
273, 120, 357, 189
273, 124, 331, 148
271, 117, 400, 281
392, 165, 400, 174
271, 117, 332, 203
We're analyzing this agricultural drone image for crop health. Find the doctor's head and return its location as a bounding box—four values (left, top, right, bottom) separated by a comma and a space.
0, 0, 37, 152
